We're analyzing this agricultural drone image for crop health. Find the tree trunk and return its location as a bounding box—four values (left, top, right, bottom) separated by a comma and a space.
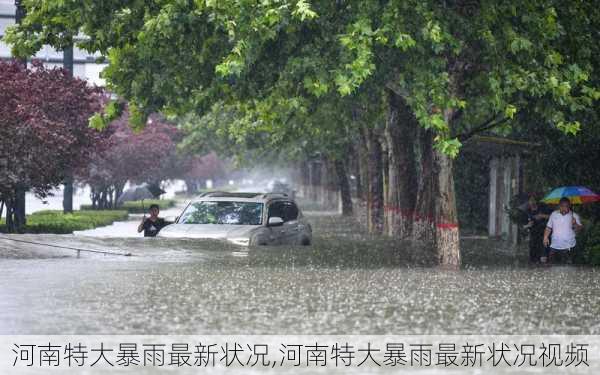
334, 159, 353, 216
185, 179, 197, 194
309, 159, 323, 205
115, 182, 125, 206
352, 148, 363, 199
384, 89, 418, 239
14, 186, 26, 232
412, 127, 436, 244
4, 190, 26, 233
432, 109, 461, 267
362, 126, 384, 234
63, 176, 74, 213
5, 199, 15, 233
299, 160, 310, 199
433, 149, 461, 267
90, 187, 100, 209
99, 190, 107, 209
107, 186, 115, 208
381, 137, 390, 233
356, 139, 368, 202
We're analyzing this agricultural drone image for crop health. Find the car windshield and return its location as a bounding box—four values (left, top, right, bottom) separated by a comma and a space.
179, 201, 263, 225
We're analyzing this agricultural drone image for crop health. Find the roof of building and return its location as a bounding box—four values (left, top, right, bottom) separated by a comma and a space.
462, 135, 541, 156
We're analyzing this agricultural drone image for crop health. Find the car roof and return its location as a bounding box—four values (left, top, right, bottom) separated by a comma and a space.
193, 191, 291, 203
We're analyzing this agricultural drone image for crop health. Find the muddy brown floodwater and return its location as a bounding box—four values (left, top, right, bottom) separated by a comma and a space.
1, 213, 599, 335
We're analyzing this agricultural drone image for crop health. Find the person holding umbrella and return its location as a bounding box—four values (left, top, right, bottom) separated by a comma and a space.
137, 204, 171, 237
540, 186, 600, 264
118, 183, 170, 237
543, 197, 583, 264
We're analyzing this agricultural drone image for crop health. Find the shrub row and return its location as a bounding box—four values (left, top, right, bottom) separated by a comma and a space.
0, 210, 128, 234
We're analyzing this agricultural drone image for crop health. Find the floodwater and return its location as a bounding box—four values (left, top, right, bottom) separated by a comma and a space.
1, 213, 599, 335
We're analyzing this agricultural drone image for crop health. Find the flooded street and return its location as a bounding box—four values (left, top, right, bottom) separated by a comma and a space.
1, 213, 599, 336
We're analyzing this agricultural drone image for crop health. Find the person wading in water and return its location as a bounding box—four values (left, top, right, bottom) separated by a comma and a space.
523, 196, 551, 263
543, 197, 583, 264
137, 204, 171, 237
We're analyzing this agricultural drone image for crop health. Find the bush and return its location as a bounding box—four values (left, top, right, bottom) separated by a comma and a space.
80, 199, 177, 213
0, 210, 128, 234
575, 221, 600, 265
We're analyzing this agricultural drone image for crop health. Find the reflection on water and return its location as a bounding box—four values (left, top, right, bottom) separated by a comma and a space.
1, 214, 599, 335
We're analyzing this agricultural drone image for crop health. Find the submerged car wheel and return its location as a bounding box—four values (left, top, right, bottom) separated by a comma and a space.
300, 236, 311, 246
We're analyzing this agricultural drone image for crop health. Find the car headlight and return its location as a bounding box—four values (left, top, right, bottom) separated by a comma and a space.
228, 238, 250, 246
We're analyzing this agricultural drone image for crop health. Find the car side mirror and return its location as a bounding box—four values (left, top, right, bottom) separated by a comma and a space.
268, 216, 284, 227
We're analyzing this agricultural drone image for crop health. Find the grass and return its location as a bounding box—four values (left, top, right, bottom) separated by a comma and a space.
80, 199, 177, 213
0, 210, 128, 234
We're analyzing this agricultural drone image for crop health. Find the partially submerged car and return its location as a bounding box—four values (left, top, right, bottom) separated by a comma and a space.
158, 192, 312, 246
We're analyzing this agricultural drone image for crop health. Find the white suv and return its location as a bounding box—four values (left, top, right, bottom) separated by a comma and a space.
157, 192, 312, 246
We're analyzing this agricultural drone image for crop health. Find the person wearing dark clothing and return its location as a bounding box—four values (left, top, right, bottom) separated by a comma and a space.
137, 204, 171, 237
523, 197, 551, 263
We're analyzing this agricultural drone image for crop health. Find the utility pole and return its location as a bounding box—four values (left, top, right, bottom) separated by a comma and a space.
14, 0, 25, 23
62, 42, 74, 213
14, 0, 27, 230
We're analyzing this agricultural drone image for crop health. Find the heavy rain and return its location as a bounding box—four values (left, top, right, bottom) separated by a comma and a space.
3, 204, 600, 335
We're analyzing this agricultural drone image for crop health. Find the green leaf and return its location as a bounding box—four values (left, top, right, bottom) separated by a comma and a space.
434, 137, 462, 158
504, 104, 517, 119
292, 0, 318, 21
88, 113, 106, 130
557, 121, 581, 135
394, 33, 416, 50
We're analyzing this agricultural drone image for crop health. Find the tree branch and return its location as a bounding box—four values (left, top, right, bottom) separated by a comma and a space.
456, 115, 510, 141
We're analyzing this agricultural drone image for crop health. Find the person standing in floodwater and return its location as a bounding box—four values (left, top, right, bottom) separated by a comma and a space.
137, 204, 171, 237
524, 196, 551, 263
543, 197, 583, 264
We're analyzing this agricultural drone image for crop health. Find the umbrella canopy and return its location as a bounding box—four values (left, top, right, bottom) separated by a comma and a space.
145, 183, 166, 198
117, 184, 162, 205
542, 186, 600, 204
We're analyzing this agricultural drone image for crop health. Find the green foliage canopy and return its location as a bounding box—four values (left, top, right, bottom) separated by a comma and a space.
7, 0, 599, 157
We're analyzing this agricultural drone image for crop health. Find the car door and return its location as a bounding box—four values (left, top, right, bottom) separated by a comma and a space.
266, 201, 286, 245
281, 201, 301, 245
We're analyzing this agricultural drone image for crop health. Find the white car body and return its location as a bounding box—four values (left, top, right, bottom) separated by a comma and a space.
157, 192, 312, 246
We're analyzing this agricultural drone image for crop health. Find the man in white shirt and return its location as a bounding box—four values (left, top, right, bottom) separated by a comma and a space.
543, 197, 583, 264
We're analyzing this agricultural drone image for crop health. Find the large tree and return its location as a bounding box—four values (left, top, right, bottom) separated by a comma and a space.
8, 0, 598, 264
0, 60, 105, 232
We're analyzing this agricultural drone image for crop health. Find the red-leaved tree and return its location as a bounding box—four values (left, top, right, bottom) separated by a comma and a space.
77, 110, 183, 208
182, 152, 227, 193
0, 60, 106, 232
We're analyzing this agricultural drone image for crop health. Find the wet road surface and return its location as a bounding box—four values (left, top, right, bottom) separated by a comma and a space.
1, 213, 599, 335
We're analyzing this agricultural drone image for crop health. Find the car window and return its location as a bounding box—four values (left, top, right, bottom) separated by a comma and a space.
179, 201, 263, 225
268, 201, 285, 220
284, 202, 299, 221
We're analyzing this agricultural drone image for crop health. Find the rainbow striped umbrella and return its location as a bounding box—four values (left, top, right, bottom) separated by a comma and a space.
542, 186, 600, 204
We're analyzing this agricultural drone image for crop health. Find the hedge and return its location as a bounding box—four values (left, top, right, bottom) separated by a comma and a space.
0, 210, 128, 234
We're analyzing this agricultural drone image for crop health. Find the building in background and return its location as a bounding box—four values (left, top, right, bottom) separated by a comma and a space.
0, 0, 107, 86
